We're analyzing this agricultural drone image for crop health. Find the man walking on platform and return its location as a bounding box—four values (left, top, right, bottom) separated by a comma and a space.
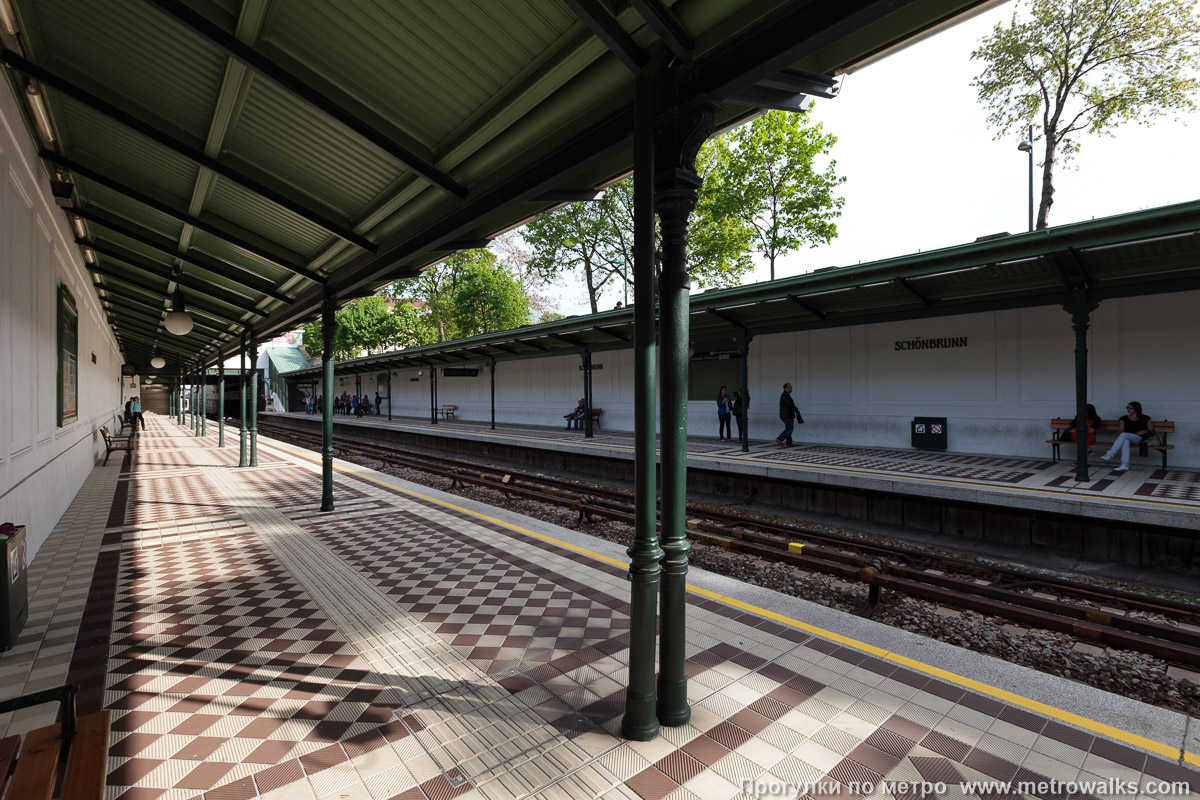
776, 383, 799, 446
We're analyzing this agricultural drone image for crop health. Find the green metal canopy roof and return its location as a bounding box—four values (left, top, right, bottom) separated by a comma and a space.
1, 0, 995, 370
280, 198, 1200, 379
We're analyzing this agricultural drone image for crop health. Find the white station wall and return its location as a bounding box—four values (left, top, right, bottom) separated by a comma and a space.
318, 297, 1199, 467
1, 91, 124, 556
745, 300, 1199, 462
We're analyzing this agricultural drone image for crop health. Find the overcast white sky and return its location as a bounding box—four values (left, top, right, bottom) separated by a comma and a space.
547, 1, 1200, 314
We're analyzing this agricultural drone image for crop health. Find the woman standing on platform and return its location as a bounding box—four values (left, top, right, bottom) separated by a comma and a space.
1101, 401, 1154, 473
716, 386, 732, 440
732, 389, 749, 441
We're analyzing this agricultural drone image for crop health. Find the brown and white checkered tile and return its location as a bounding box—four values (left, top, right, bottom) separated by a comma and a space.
9, 413, 1193, 800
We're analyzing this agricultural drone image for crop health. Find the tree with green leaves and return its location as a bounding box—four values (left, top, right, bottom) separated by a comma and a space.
972, 0, 1200, 230
524, 171, 758, 313
337, 296, 395, 356
452, 260, 532, 336
391, 301, 437, 349
524, 189, 626, 315
703, 110, 845, 280
300, 296, 397, 361
390, 249, 531, 340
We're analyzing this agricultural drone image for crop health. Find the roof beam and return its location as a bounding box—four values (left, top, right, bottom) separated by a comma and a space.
0, 47, 376, 253
786, 295, 826, 319
592, 325, 631, 342
706, 307, 745, 329
1067, 247, 1096, 289
42, 150, 320, 281
103, 296, 227, 337
692, 0, 919, 102
142, 0, 467, 200
627, 0, 694, 61
74, 207, 292, 303
534, 189, 605, 203
560, 0, 648, 74
91, 271, 249, 327
86, 242, 265, 316
110, 314, 222, 347
105, 301, 222, 340
894, 276, 932, 306
550, 332, 585, 348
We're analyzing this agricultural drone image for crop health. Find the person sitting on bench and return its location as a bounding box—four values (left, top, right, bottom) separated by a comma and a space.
1101, 401, 1154, 473
1067, 403, 1102, 452
564, 398, 586, 430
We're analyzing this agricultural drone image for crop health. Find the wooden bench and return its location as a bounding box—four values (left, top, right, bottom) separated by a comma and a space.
437, 405, 457, 420
99, 426, 134, 466
589, 408, 602, 430
1048, 418, 1176, 468
0, 685, 110, 800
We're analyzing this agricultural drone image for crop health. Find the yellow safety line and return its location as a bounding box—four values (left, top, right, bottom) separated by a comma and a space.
266, 438, 1198, 763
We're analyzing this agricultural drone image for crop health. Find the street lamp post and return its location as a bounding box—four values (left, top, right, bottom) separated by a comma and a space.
1017, 124, 1033, 231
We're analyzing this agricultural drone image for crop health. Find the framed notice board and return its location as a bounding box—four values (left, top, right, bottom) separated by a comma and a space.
687, 354, 742, 401
58, 284, 78, 426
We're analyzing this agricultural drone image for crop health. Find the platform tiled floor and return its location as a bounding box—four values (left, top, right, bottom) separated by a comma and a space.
281, 412, 1200, 518
0, 413, 1196, 800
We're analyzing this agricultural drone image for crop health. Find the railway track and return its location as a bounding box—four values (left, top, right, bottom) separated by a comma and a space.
257, 418, 1200, 670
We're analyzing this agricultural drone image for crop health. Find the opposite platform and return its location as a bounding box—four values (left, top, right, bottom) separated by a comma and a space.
0, 412, 1195, 800
270, 412, 1200, 534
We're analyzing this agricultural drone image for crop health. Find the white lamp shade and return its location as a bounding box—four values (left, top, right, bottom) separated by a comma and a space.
150, 356, 166, 368
164, 310, 194, 335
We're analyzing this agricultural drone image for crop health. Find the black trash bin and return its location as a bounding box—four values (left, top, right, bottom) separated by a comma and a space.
912, 417, 948, 450
0, 524, 29, 651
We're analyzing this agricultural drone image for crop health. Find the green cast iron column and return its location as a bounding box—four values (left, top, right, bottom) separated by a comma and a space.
249, 339, 259, 467
656, 96, 718, 727
168, 382, 174, 417
218, 360, 225, 447
387, 370, 392, 421
489, 359, 496, 431
427, 364, 436, 424
582, 348, 593, 438
191, 370, 198, 435
200, 367, 206, 438
238, 336, 248, 467
321, 296, 336, 511
740, 334, 751, 453
1067, 296, 1099, 482
621, 71, 662, 743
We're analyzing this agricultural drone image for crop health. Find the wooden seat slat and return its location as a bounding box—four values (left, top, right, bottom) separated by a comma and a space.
61, 711, 111, 800
0, 734, 21, 786
4, 722, 62, 800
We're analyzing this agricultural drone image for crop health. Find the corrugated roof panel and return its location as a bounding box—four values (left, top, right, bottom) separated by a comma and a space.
60, 102, 201, 200
222, 78, 406, 218
31, 0, 225, 141
76, 182, 184, 236
261, 0, 576, 147
204, 177, 332, 257
190, 231, 295, 287
266, 347, 313, 373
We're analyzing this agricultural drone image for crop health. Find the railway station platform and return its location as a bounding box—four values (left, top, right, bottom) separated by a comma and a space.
267, 412, 1200, 552
2, 412, 1196, 800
